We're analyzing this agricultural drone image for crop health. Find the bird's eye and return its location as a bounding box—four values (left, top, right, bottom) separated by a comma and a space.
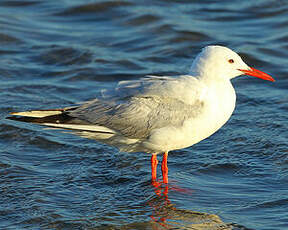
228, 59, 234, 64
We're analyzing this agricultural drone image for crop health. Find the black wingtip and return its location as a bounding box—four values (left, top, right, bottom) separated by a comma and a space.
6, 115, 39, 123
6, 113, 74, 124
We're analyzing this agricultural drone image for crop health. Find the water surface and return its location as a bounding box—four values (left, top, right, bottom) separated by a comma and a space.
0, 0, 287, 229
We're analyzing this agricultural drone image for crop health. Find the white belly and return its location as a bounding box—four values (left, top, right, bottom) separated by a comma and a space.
144, 81, 236, 153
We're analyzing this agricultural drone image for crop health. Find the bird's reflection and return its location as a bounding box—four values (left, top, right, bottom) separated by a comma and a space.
148, 180, 231, 230
149, 180, 171, 229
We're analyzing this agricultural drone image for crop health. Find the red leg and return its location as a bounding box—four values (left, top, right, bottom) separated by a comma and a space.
151, 154, 158, 181
161, 152, 168, 184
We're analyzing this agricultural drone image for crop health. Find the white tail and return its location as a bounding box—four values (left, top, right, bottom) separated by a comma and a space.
43, 123, 116, 133
10, 110, 63, 118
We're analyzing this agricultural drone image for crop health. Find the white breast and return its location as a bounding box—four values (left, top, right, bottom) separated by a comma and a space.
143, 80, 236, 153
189, 80, 236, 144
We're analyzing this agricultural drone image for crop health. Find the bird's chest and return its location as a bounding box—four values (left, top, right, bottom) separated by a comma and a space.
206, 84, 236, 128
144, 82, 236, 152
185, 83, 236, 144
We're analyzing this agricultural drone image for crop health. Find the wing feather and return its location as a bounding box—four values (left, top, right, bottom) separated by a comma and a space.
69, 75, 205, 139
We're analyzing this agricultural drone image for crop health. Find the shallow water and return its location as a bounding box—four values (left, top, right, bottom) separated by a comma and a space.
0, 0, 288, 229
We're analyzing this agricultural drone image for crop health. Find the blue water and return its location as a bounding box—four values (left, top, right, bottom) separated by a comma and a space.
0, 0, 288, 229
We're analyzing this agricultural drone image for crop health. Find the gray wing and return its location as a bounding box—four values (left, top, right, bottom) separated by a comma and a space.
69, 95, 204, 139
101, 75, 191, 101
68, 75, 204, 139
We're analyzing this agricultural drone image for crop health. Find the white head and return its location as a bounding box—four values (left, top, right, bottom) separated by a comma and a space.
189, 46, 274, 82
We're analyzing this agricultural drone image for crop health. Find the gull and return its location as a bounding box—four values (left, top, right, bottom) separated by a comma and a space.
8, 46, 275, 184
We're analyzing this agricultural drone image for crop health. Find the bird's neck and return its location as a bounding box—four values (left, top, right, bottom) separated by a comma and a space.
197, 76, 236, 117
197, 74, 231, 88
200, 77, 236, 134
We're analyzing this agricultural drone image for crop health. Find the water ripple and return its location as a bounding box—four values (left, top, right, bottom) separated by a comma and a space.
0, 0, 288, 229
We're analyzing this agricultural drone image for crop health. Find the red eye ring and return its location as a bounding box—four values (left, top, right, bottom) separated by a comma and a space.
228, 59, 234, 64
